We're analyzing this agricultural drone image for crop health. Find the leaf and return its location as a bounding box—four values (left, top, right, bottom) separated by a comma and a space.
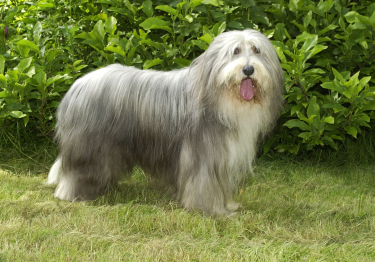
321, 80, 344, 94
140, 18, 168, 30
277, 50, 288, 65
318, 24, 338, 35
16, 57, 33, 73
184, 15, 193, 23
322, 116, 334, 124
212, 21, 226, 36
295, 31, 314, 46
188, 0, 203, 9
139, 18, 173, 33
200, 33, 213, 44
283, 119, 311, 131
344, 126, 357, 138
309, 44, 328, 58
356, 113, 370, 122
142, 0, 153, 17
303, 11, 312, 28
73, 60, 84, 67
274, 23, 286, 41
33, 21, 42, 44
156, 5, 178, 16
349, 75, 370, 97
143, 58, 162, 69
322, 136, 338, 150
288, 145, 300, 154
307, 96, 320, 119
150, 25, 173, 33
324, 103, 346, 113
173, 58, 191, 67
82, 39, 104, 50
34, 71, 46, 92
301, 35, 318, 53
344, 11, 358, 23
192, 40, 208, 50
105, 16, 117, 34
105, 45, 125, 57
140, 39, 163, 50
166, 48, 179, 57
262, 136, 278, 154
358, 76, 371, 89
342, 72, 360, 98
8, 111, 26, 118
303, 68, 326, 75
189, 0, 221, 9
0, 55, 4, 75
362, 101, 375, 111
332, 68, 344, 82
291, 104, 303, 116
240, 0, 256, 8
17, 40, 40, 54
93, 20, 105, 43
348, 71, 360, 87
47, 101, 60, 108
37, 2, 54, 9
23, 114, 29, 127
227, 21, 244, 30
0, 75, 7, 88
4, 102, 23, 111
75, 32, 92, 40
298, 132, 311, 140
202, 0, 221, 6
46, 74, 71, 87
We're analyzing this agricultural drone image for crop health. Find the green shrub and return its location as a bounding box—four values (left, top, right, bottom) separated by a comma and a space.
0, 0, 374, 153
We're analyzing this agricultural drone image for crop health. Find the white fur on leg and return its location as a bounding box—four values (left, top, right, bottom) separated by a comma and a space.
47, 157, 61, 185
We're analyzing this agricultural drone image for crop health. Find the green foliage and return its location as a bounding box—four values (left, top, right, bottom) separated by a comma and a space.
268, 0, 375, 153
0, 0, 374, 153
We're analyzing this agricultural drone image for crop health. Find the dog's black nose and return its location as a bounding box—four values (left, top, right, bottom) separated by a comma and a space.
243, 65, 254, 76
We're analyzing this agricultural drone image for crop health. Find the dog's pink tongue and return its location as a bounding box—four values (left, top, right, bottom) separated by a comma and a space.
240, 79, 254, 100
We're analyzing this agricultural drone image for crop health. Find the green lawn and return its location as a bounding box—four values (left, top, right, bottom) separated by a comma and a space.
1, 147, 374, 261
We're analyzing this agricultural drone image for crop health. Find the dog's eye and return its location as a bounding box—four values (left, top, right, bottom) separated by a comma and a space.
253, 46, 260, 54
233, 47, 241, 55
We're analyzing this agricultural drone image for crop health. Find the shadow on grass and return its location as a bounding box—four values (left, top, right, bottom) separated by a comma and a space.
90, 169, 177, 209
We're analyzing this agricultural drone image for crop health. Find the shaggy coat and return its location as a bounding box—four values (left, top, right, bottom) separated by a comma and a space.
48, 29, 284, 216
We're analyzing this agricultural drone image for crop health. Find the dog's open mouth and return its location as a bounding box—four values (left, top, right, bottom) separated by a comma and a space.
240, 78, 254, 101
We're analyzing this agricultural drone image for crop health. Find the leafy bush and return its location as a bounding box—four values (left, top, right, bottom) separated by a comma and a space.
0, 0, 374, 153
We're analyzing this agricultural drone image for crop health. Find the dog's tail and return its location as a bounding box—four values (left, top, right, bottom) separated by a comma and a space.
47, 157, 62, 185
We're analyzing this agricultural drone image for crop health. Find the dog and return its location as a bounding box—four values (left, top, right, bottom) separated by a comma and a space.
47, 29, 284, 216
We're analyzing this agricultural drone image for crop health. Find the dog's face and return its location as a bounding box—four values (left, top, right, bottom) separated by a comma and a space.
192, 30, 284, 104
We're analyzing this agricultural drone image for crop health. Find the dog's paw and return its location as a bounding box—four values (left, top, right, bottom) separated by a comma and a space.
226, 201, 241, 212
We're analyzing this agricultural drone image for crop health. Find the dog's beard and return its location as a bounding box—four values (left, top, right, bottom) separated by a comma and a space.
222, 77, 262, 105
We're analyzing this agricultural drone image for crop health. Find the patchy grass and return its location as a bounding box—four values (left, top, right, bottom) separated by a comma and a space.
1, 137, 375, 262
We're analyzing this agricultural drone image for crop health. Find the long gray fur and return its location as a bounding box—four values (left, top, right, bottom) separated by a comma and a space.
48, 29, 284, 216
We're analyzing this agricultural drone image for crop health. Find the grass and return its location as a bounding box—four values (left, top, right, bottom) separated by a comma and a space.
0, 132, 375, 261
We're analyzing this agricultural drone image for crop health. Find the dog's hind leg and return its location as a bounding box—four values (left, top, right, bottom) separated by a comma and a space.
47, 157, 62, 185
53, 145, 126, 201
53, 164, 113, 201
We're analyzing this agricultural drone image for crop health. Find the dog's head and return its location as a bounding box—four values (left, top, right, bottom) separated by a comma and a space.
191, 29, 284, 105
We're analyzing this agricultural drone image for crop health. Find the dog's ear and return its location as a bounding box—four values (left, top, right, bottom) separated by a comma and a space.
189, 49, 220, 108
